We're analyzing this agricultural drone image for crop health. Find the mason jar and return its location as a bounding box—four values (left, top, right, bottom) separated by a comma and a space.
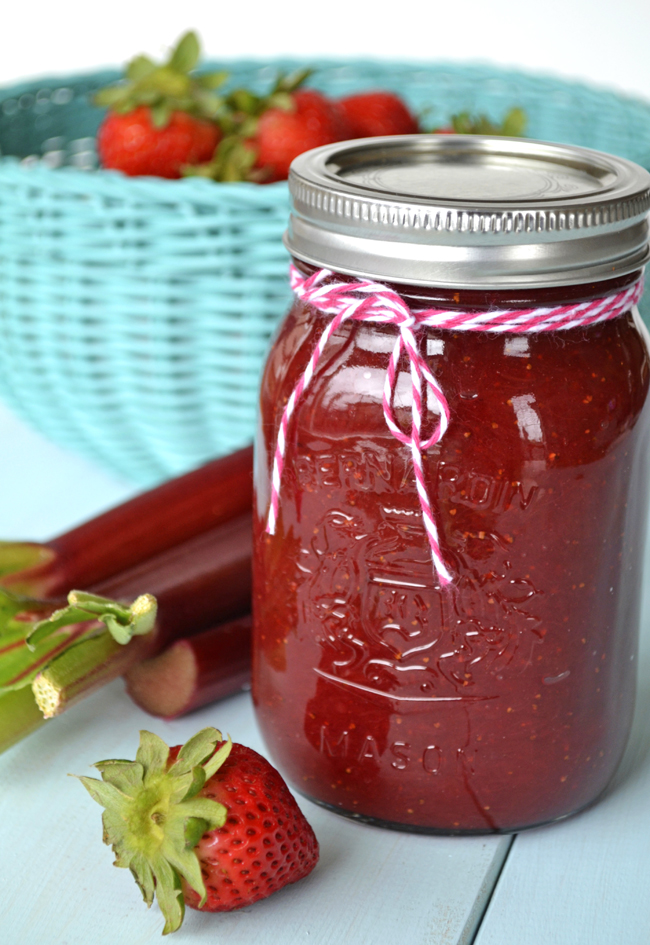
253, 136, 650, 833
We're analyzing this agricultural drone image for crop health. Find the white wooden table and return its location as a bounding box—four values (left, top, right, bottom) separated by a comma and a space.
0, 402, 648, 945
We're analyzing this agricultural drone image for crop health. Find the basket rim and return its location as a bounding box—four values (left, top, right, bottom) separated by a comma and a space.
2, 56, 650, 107
1, 56, 649, 200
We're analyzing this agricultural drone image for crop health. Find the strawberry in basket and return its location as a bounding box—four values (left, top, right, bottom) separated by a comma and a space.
253, 87, 350, 182
338, 90, 420, 138
187, 71, 350, 183
95, 32, 225, 179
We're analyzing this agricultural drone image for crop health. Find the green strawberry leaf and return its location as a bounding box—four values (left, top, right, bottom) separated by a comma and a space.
449, 107, 528, 137
183, 134, 259, 182
501, 106, 527, 137
200, 70, 229, 90
195, 90, 224, 119
149, 68, 189, 99
203, 737, 233, 780
93, 31, 228, 125
152, 855, 185, 935
94, 85, 129, 108
168, 31, 200, 75
93, 760, 145, 796
126, 55, 157, 83
274, 68, 313, 94
129, 851, 156, 907
184, 816, 209, 850
183, 765, 207, 800
175, 726, 222, 770
266, 91, 294, 112
136, 730, 171, 779
229, 88, 259, 114
76, 774, 126, 810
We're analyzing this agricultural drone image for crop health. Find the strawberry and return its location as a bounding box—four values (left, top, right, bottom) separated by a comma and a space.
253, 89, 349, 182
188, 81, 348, 184
76, 727, 319, 934
97, 107, 220, 179
338, 90, 419, 138
94, 31, 226, 179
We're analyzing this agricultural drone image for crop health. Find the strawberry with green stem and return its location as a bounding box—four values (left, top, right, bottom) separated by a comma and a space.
187, 71, 348, 183
180, 70, 306, 184
95, 31, 226, 178
76, 727, 319, 934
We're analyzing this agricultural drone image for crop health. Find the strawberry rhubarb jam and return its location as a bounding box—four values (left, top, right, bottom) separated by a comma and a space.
253, 136, 650, 833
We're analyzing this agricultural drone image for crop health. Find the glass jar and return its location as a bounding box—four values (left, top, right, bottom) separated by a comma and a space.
253, 136, 650, 833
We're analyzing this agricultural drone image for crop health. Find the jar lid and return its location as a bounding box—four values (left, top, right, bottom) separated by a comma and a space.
285, 135, 650, 289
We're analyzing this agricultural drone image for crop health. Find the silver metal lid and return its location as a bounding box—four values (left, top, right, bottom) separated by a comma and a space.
285, 136, 650, 289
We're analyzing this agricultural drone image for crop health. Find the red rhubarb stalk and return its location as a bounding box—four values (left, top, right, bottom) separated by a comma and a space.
28, 513, 252, 720
124, 614, 252, 718
94, 511, 252, 650
0, 444, 252, 597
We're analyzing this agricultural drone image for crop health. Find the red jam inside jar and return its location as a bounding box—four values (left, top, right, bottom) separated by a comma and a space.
253, 137, 650, 833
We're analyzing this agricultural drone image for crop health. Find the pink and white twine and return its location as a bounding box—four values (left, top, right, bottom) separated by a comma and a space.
265, 265, 644, 587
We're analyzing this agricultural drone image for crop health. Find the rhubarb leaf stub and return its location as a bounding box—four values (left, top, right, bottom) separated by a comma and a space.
27, 590, 157, 648
75, 727, 232, 935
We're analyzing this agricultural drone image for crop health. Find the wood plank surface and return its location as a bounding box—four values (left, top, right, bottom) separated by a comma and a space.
1, 683, 511, 945
0, 404, 509, 945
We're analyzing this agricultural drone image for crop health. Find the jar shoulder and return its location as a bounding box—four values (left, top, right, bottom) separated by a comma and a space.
259, 302, 650, 462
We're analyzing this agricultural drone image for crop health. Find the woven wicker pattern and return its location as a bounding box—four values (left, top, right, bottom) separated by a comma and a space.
1, 60, 649, 484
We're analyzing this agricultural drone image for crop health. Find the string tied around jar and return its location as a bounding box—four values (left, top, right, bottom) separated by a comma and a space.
265, 265, 645, 588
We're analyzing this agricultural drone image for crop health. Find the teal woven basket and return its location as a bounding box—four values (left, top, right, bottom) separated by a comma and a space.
1, 60, 649, 485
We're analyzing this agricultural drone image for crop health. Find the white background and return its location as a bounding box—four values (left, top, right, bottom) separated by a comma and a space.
1, 0, 649, 101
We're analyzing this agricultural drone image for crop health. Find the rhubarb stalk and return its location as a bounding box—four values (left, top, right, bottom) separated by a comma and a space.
0, 687, 47, 754
32, 630, 149, 719
0, 589, 156, 692
0, 589, 157, 747
0, 449, 254, 752
124, 614, 252, 718
0, 444, 252, 597
92, 512, 252, 651
28, 513, 252, 723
